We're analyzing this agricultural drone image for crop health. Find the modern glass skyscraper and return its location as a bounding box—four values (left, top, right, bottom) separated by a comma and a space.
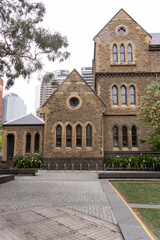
40, 70, 69, 107
81, 67, 93, 88
1, 93, 26, 122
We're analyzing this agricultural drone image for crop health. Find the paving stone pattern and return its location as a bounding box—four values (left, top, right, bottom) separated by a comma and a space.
0, 171, 123, 239
0, 172, 116, 224
0, 206, 123, 240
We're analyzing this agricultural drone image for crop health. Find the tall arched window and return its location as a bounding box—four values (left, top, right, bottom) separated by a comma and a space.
120, 44, 125, 62
56, 125, 62, 147
122, 126, 128, 147
113, 126, 119, 147
112, 85, 118, 105
128, 44, 132, 62
86, 124, 92, 147
130, 85, 135, 105
66, 125, 72, 147
132, 125, 137, 147
26, 133, 31, 153
76, 125, 82, 147
113, 44, 118, 62
121, 85, 127, 105
34, 133, 40, 153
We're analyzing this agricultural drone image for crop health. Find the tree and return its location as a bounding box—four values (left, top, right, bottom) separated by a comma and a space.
137, 81, 160, 150
0, 123, 3, 152
0, 0, 70, 88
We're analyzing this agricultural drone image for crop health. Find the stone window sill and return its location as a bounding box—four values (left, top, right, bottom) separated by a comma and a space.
111, 63, 136, 66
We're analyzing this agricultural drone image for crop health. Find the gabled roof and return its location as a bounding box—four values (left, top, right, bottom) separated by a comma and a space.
43, 69, 106, 108
150, 33, 160, 45
94, 8, 152, 40
3, 113, 44, 126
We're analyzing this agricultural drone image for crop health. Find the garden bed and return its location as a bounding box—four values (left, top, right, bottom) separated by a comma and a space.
105, 154, 160, 171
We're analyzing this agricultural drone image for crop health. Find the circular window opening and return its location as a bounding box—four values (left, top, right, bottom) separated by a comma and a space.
69, 97, 79, 107
118, 27, 126, 36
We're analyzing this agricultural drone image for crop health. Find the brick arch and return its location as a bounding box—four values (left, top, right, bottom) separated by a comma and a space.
84, 122, 95, 149
111, 84, 119, 106
129, 84, 137, 106
52, 122, 64, 149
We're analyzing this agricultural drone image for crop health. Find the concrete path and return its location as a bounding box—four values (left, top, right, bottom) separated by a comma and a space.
0, 171, 158, 239
129, 204, 160, 209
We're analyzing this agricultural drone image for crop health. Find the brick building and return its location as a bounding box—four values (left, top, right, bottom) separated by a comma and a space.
2, 9, 160, 168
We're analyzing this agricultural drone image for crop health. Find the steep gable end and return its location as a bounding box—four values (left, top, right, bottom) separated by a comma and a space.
94, 8, 151, 40
43, 69, 106, 108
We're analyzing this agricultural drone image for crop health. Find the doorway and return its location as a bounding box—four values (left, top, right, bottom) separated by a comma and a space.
7, 134, 14, 160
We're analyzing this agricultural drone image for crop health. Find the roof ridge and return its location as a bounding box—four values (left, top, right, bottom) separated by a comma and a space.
3, 113, 44, 126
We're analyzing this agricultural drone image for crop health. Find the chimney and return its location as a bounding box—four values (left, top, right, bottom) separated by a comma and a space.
51, 74, 58, 94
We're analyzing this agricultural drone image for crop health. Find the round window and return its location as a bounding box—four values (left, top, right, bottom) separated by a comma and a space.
69, 97, 79, 107
118, 27, 126, 36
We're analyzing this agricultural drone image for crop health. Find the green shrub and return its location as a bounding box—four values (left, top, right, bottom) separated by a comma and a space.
105, 154, 160, 169
13, 155, 42, 169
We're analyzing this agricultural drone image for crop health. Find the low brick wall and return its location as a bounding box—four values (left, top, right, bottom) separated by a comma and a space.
0, 174, 15, 184
99, 171, 160, 179
0, 169, 38, 175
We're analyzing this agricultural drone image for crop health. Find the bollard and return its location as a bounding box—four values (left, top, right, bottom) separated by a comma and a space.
104, 163, 106, 171
96, 163, 98, 171
48, 162, 50, 170
56, 163, 58, 171
72, 163, 74, 171
64, 163, 67, 171
88, 163, 90, 171
80, 163, 82, 171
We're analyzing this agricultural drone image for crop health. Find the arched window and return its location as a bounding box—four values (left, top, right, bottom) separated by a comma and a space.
128, 44, 132, 62
113, 44, 118, 62
56, 125, 62, 147
112, 85, 118, 105
120, 44, 125, 62
34, 133, 40, 153
122, 126, 128, 147
130, 85, 135, 105
121, 85, 127, 105
26, 133, 31, 153
66, 125, 72, 147
76, 125, 82, 147
86, 124, 92, 147
132, 125, 137, 147
113, 126, 119, 147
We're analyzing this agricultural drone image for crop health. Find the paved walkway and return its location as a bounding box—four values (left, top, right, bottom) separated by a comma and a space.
0, 206, 122, 240
129, 204, 160, 209
0, 171, 158, 239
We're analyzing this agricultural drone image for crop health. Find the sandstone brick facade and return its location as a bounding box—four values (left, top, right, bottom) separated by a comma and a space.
2, 9, 160, 165
93, 9, 160, 156
42, 70, 105, 160
2, 125, 44, 161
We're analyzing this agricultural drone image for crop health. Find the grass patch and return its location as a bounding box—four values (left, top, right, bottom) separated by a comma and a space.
135, 209, 160, 240
111, 182, 160, 204
111, 182, 160, 239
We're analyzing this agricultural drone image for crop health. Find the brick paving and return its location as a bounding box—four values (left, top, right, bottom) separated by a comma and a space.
0, 206, 122, 240
0, 171, 123, 239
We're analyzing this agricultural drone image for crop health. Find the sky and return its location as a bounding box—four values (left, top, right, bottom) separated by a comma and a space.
3, 0, 160, 113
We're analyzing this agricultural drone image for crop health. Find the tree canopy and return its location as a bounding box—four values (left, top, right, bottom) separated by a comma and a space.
0, 0, 70, 88
137, 81, 160, 150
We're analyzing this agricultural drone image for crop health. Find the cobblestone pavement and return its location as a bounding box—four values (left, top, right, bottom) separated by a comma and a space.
0, 171, 123, 239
